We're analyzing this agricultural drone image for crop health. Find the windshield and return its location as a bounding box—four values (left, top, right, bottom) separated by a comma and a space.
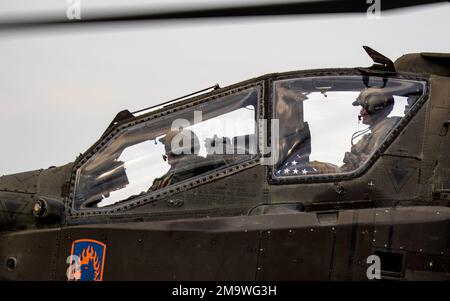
272, 75, 425, 177
73, 87, 260, 209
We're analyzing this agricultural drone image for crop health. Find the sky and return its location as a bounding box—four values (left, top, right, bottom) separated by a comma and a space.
0, 1, 449, 175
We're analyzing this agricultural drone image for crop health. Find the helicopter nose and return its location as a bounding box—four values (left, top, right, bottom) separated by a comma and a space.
0, 170, 41, 228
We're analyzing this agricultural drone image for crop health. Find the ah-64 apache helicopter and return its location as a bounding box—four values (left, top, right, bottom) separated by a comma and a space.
0, 0, 449, 281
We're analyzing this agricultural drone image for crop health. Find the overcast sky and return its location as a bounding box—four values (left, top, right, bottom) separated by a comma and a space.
0, 2, 449, 175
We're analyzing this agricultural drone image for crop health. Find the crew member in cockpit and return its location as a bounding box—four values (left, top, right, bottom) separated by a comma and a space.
148, 128, 209, 191
341, 87, 400, 172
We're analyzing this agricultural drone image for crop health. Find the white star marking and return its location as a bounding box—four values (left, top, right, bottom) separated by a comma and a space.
284, 168, 290, 174
291, 160, 297, 166
293, 169, 299, 174
301, 169, 308, 175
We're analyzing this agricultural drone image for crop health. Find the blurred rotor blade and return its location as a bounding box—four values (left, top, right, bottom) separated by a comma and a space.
0, 0, 448, 30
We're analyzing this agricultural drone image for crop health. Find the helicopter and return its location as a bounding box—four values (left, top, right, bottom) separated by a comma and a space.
0, 1, 449, 281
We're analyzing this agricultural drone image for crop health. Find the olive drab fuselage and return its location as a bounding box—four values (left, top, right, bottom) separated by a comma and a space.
0, 49, 449, 281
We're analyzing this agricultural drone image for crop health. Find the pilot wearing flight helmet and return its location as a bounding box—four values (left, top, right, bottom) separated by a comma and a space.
148, 128, 209, 191
341, 87, 400, 172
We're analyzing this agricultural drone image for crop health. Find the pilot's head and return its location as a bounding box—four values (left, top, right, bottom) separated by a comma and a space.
160, 128, 200, 164
353, 88, 394, 126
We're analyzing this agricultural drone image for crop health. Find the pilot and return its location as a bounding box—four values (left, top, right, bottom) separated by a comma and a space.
341, 87, 400, 172
148, 128, 209, 191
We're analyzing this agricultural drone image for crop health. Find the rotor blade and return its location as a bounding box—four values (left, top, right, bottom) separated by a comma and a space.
0, 0, 448, 31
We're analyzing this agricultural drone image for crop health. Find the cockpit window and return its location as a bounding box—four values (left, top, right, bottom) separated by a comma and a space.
272, 76, 425, 178
74, 87, 259, 209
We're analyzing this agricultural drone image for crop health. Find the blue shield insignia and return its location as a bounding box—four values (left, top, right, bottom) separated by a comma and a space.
69, 239, 107, 281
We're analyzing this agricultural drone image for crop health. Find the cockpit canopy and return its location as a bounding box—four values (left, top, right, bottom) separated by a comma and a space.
74, 86, 260, 209
72, 71, 426, 211
272, 75, 424, 177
